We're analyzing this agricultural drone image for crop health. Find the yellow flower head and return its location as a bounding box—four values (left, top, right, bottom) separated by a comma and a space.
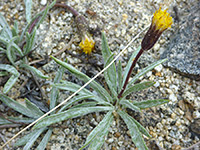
79, 34, 95, 54
152, 8, 173, 31
141, 7, 173, 51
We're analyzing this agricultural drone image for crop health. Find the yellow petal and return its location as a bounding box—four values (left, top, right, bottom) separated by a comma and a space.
79, 36, 95, 54
152, 8, 173, 31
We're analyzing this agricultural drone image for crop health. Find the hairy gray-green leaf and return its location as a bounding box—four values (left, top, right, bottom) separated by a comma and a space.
24, 0, 32, 23
72, 102, 97, 108
33, 106, 113, 129
51, 56, 112, 102
122, 46, 141, 86
55, 82, 111, 106
20, 0, 56, 42
14, 128, 46, 147
3, 74, 19, 94
0, 36, 23, 56
6, 36, 19, 66
0, 71, 8, 76
50, 65, 64, 110
118, 110, 148, 150
24, 28, 36, 55
81, 111, 113, 150
0, 13, 12, 39
119, 99, 141, 112
23, 127, 46, 150
130, 117, 151, 138
117, 60, 122, 93
127, 59, 167, 88
0, 64, 20, 93
36, 128, 52, 150
11, 21, 19, 37
132, 99, 169, 109
0, 116, 34, 125
59, 95, 95, 112
0, 47, 6, 53
104, 53, 118, 99
20, 64, 49, 79
35, 1, 56, 29
0, 94, 40, 118
25, 98, 44, 117
0, 64, 19, 75
54, 81, 94, 96
122, 81, 154, 98
24, 31, 31, 54
102, 32, 117, 93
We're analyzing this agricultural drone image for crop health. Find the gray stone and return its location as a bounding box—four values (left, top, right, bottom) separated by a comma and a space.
161, 3, 200, 80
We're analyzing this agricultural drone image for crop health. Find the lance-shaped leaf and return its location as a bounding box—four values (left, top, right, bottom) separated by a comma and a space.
35, 1, 56, 30
51, 56, 112, 102
54, 82, 111, 106
80, 111, 113, 150
0, 36, 23, 56
118, 110, 148, 150
117, 60, 122, 93
0, 47, 6, 53
0, 13, 12, 39
0, 64, 20, 93
102, 32, 117, 93
14, 128, 46, 148
33, 106, 113, 129
25, 98, 44, 116
59, 95, 95, 112
72, 101, 97, 108
127, 59, 167, 88
122, 46, 141, 86
6, 36, 19, 66
54, 81, 94, 96
0, 64, 19, 75
36, 128, 53, 150
3, 74, 19, 94
120, 99, 141, 112
24, 0, 32, 23
20, 64, 49, 79
24, 28, 36, 55
20, 0, 56, 41
50, 65, 64, 110
0, 94, 42, 119
132, 99, 169, 109
104, 53, 118, 98
130, 117, 151, 138
11, 21, 19, 37
0, 116, 34, 125
122, 81, 154, 98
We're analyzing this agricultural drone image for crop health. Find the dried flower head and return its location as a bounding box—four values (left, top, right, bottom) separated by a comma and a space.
79, 34, 95, 54
141, 8, 173, 51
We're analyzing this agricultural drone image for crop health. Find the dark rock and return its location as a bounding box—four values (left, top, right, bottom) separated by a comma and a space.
190, 118, 200, 139
147, 140, 164, 150
160, 3, 200, 80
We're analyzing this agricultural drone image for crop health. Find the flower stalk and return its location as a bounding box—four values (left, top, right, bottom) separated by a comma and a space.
118, 48, 144, 98
54, 2, 95, 54
117, 8, 172, 99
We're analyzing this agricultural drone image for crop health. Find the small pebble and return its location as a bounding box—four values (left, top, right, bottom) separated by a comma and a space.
153, 43, 160, 51
169, 93, 178, 102
193, 110, 200, 119
40, 0, 47, 5
154, 64, 163, 72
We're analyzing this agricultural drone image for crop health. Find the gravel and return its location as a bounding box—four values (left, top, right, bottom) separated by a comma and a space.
0, 0, 199, 150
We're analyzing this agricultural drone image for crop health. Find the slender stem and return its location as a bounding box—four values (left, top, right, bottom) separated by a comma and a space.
117, 48, 144, 98
54, 3, 79, 17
